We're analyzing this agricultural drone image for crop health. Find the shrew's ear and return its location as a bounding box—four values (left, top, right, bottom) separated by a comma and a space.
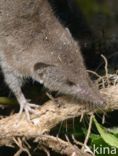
34, 62, 53, 71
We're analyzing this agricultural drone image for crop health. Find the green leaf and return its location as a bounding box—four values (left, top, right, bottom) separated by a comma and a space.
0, 97, 17, 105
107, 127, 118, 135
94, 118, 118, 148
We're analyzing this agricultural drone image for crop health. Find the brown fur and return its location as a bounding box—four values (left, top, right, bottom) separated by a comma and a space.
0, 0, 104, 114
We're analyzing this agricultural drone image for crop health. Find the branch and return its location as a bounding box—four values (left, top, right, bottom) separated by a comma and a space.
0, 98, 87, 146
0, 84, 118, 155
35, 135, 92, 156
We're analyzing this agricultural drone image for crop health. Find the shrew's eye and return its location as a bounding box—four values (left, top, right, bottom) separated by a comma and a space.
34, 62, 52, 71
65, 80, 76, 86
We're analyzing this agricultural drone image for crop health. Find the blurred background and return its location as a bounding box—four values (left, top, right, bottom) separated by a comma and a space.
49, 0, 118, 71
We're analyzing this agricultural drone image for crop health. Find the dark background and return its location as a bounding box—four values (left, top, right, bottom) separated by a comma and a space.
49, 0, 118, 71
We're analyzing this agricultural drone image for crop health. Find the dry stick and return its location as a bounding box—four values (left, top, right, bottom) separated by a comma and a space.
0, 84, 118, 155
0, 99, 92, 146
13, 137, 31, 156
101, 54, 110, 87
23, 137, 31, 150
71, 134, 83, 147
87, 70, 104, 89
88, 55, 110, 89
80, 111, 85, 122
65, 134, 71, 143
87, 70, 101, 78
101, 54, 109, 78
46, 92, 56, 103
102, 113, 106, 124
82, 114, 94, 151
0, 100, 94, 156
35, 135, 91, 156
39, 146, 51, 156
0, 87, 118, 137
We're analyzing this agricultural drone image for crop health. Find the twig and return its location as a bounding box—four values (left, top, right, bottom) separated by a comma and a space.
101, 54, 110, 87
39, 146, 50, 156
80, 111, 85, 122
71, 134, 83, 147
65, 134, 71, 143
35, 135, 91, 156
82, 114, 94, 151
101, 54, 109, 77
13, 137, 31, 156
87, 70, 101, 78
0, 84, 118, 155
